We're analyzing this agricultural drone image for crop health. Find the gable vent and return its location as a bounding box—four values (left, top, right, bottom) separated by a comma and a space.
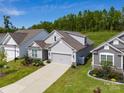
113, 40, 119, 45
104, 45, 109, 50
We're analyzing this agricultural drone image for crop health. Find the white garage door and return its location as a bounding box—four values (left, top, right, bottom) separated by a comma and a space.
6, 50, 15, 61
51, 53, 72, 65
5, 50, 19, 62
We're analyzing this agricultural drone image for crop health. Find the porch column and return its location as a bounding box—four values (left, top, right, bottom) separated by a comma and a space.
121, 55, 123, 70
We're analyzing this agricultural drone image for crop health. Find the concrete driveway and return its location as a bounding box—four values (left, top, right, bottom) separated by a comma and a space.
0, 63, 71, 93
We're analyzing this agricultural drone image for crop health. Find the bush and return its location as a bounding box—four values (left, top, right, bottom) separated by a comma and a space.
21, 56, 33, 66
32, 59, 44, 67
90, 68, 124, 82
111, 78, 116, 82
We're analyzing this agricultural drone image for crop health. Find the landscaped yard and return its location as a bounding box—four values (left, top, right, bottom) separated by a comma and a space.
45, 31, 124, 93
0, 59, 40, 87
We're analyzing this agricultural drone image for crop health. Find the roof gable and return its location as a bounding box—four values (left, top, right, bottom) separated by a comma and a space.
50, 39, 74, 53
44, 30, 63, 44
91, 42, 124, 54
2, 33, 18, 45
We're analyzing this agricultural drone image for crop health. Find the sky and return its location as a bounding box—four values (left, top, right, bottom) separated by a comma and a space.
0, 0, 124, 28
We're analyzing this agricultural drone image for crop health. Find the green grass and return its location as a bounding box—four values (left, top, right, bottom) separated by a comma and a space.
45, 31, 123, 93
82, 31, 118, 46
0, 59, 39, 87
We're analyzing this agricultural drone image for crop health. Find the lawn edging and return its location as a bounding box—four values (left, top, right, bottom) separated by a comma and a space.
87, 70, 124, 85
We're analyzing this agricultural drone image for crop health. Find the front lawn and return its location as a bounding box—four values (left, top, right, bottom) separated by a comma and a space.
0, 59, 40, 87
45, 31, 124, 93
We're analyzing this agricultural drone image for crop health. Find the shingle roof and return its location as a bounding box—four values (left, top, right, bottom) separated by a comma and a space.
9, 33, 27, 45
0, 33, 6, 43
35, 40, 51, 48
57, 31, 85, 51
16, 29, 45, 42
63, 31, 86, 37
9, 29, 45, 45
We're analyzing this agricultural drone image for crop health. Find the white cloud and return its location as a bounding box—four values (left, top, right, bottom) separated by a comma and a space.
0, 8, 25, 16
0, 0, 19, 2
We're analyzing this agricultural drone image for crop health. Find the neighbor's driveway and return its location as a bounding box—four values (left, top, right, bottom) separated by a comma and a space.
0, 63, 71, 93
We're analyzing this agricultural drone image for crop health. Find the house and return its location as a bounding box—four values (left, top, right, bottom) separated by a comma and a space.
91, 31, 124, 72
0, 33, 6, 49
28, 30, 93, 65
2, 29, 49, 61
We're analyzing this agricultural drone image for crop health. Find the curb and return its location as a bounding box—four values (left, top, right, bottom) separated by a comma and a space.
87, 70, 124, 85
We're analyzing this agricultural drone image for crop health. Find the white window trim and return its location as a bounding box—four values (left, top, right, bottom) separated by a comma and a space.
32, 49, 38, 58
99, 52, 114, 66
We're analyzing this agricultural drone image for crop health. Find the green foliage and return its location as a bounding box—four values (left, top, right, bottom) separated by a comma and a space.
0, 51, 7, 74
90, 68, 123, 82
32, 21, 53, 32
31, 7, 124, 32
101, 61, 112, 69
32, 59, 44, 66
21, 56, 33, 66
21, 56, 44, 67
0, 15, 17, 33
0, 59, 39, 87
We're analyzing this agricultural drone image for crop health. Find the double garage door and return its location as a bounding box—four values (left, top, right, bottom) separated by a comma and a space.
51, 53, 72, 65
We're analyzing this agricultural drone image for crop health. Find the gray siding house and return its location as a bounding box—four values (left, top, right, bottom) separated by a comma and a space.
28, 30, 93, 65
91, 32, 124, 72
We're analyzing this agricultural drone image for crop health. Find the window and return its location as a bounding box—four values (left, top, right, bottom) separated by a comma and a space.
100, 53, 113, 66
32, 49, 37, 58
54, 36, 56, 41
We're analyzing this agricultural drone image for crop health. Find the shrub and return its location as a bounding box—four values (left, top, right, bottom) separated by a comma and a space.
91, 68, 124, 82
21, 56, 33, 66
111, 78, 116, 82
32, 59, 44, 66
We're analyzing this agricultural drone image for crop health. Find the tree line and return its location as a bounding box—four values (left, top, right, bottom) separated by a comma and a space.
32, 7, 124, 32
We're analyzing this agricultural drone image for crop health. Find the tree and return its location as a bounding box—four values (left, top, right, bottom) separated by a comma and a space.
3, 15, 16, 32
32, 21, 53, 32
3, 15, 11, 29
31, 6, 124, 32
0, 51, 6, 76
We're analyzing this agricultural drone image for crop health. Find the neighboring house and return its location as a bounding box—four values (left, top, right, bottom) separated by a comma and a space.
2, 29, 48, 61
28, 30, 93, 65
0, 33, 6, 49
91, 32, 124, 72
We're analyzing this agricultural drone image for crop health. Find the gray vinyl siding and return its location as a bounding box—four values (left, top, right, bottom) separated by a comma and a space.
76, 45, 93, 64
109, 40, 124, 49
93, 46, 122, 69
